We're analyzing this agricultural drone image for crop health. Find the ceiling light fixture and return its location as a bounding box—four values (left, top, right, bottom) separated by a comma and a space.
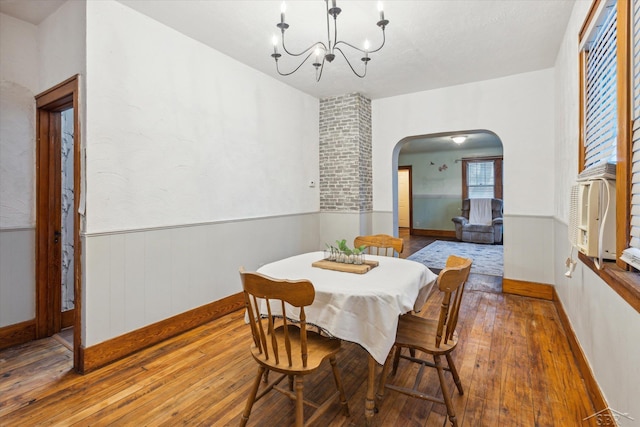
451, 136, 467, 144
271, 0, 389, 82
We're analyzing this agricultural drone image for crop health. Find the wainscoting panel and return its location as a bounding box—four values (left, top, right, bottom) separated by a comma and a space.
502, 215, 554, 285
553, 219, 640, 418
412, 194, 459, 231
83, 213, 319, 348
371, 211, 394, 236
319, 211, 374, 249
0, 228, 35, 327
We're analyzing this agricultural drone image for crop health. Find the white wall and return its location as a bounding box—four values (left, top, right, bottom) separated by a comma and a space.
86, 0, 318, 233
0, 14, 38, 327
37, 1, 86, 93
553, 2, 640, 421
372, 70, 555, 216
372, 69, 556, 283
0, 2, 86, 328
0, 13, 37, 229
82, 0, 320, 345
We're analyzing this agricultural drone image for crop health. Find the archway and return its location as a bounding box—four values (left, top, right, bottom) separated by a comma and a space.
392, 129, 505, 286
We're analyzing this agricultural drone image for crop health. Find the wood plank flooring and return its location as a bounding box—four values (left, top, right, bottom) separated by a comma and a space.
0, 235, 597, 426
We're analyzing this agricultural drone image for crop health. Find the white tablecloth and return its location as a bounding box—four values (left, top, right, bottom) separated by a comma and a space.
256, 251, 437, 364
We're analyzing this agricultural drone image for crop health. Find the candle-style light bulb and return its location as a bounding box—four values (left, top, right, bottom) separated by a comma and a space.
280, 2, 286, 23
272, 35, 278, 54
315, 47, 320, 60
377, 1, 384, 21
362, 39, 370, 62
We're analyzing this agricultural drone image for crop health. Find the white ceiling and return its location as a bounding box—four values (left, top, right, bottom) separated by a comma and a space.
0, 0, 65, 25
1, 0, 577, 100
400, 131, 502, 154
0, 0, 572, 153
118, 0, 577, 100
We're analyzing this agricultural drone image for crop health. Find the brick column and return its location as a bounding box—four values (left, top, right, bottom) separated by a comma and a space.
319, 93, 372, 213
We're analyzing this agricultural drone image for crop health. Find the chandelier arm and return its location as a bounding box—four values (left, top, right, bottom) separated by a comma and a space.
315, 58, 326, 82
275, 50, 316, 76
367, 29, 387, 54
282, 34, 327, 58
334, 47, 366, 78
333, 28, 386, 54
333, 40, 366, 54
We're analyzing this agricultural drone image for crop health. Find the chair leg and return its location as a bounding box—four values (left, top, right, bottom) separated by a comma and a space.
288, 374, 294, 391
294, 376, 304, 427
434, 355, 457, 427
445, 353, 464, 395
240, 365, 265, 427
376, 349, 394, 403
329, 356, 350, 416
392, 345, 401, 375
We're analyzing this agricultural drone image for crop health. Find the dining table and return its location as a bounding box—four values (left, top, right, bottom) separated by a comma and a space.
256, 250, 438, 425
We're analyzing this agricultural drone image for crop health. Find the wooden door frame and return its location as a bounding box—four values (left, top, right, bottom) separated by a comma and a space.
35, 75, 82, 370
398, 165, 413, 234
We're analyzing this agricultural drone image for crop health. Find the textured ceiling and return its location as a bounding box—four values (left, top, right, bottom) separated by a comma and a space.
0, 0, 65, 24
401, 131, 502, 154
1, 0, 572, 152
116, 0, 576, 100
0, 0, 576, 100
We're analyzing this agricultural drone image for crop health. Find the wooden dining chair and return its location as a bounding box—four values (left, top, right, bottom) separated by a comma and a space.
239, 268, 349, 427
354, 234, 404, 257
376, 255, 472, 427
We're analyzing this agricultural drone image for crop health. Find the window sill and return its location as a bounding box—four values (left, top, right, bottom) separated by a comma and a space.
578, 253, 640, 313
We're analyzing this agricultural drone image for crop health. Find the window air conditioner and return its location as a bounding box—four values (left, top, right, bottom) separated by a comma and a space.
568, 179, 615, 262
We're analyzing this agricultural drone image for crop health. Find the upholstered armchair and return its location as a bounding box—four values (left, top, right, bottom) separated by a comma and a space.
451, 198, 503, 244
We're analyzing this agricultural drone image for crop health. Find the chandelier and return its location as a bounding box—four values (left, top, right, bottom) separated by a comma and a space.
271, 0, 389, 81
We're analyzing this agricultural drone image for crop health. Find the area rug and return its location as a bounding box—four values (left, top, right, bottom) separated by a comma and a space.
408, 240, 503, 276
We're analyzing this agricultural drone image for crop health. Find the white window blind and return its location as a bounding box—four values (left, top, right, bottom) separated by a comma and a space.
467, 161, 494, 199
629, 0, 640, 249
584, 2, 618, 169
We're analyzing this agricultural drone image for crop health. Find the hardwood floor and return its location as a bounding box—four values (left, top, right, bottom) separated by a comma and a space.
0, 235, 597, 426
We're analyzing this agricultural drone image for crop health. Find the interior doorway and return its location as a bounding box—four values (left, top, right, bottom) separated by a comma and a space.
398, 166, 412, 232
35, 75, 82, 369
396, 131, 503, 238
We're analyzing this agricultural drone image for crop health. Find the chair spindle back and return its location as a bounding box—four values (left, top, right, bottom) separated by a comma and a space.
434, 255, 472, 348
240, 268, 315, 368
354, 234, 404, 258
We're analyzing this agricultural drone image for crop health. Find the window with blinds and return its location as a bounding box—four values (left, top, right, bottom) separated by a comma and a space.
579, 0, 638, 306
467, 161, 494, 199
584, 2, 618, 170
629, 0, 640, 250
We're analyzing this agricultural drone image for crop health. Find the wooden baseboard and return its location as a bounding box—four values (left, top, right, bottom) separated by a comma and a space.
411, 229, 456, 238
0, 319, 36, 350
78, 292, 244, 373
552, 288, 609, 415
502, 278, 554, 300
2, 310, 73, 350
